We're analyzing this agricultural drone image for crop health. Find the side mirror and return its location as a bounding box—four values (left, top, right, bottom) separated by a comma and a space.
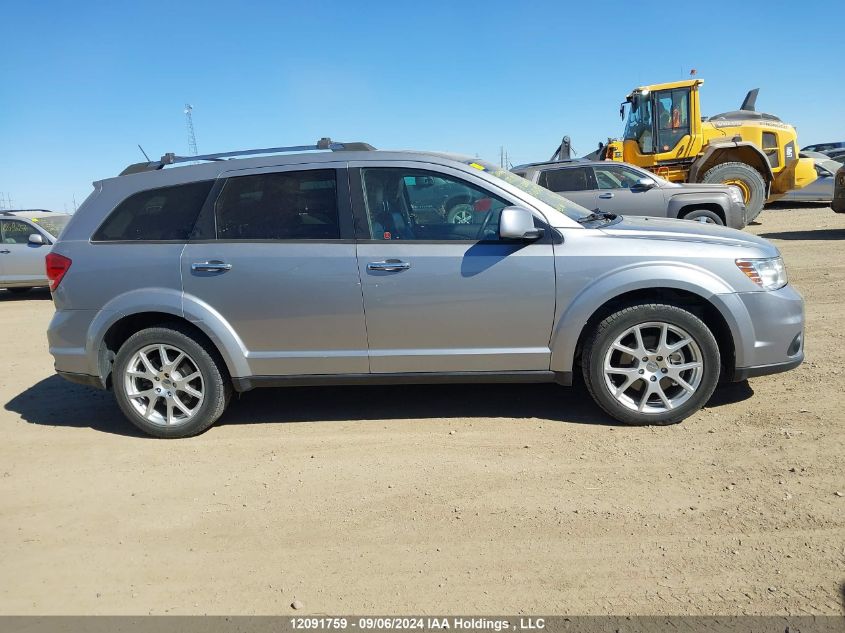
28, 233, 46, 246
631, 177, 656, 191
499, 206, 544, 241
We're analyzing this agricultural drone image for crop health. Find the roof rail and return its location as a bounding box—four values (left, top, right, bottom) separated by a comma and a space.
119, 137, 376, 176
1, 209, 54, 216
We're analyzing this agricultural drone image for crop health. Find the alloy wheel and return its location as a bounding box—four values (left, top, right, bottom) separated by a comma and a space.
603, 321, 704, 413
450, 204, 474, 224
123, 344, 205, 426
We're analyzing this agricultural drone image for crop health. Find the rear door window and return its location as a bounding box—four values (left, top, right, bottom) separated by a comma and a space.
214, 169, 340, 240
537, 167, 591, 192
93, 181, 213, 241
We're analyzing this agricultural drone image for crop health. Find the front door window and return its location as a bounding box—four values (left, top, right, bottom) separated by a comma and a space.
1, 220, 35, 244
361, 168, 509, 241
593, 165, 648, 189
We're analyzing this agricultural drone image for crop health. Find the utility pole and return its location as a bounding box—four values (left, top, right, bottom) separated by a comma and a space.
184, 104, 198, 156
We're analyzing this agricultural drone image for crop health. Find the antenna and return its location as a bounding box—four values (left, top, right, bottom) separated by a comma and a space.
184, 104, 198, 156
137, 144, 151, 161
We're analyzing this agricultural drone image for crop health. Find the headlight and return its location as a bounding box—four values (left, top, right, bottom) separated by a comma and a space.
727, 186, 744, 204
736, 257, 787, 290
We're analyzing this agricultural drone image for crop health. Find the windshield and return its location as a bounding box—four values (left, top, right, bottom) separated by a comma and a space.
623, 92, 654, 152
31, 214, 71, 238
466, 161, 592, 221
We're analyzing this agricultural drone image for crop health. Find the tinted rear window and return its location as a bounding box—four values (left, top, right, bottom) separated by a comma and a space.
92, 181, 213, 241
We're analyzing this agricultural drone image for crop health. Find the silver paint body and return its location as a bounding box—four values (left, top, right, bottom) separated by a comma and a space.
778, 153, 839, 203
47, 149, 803, 387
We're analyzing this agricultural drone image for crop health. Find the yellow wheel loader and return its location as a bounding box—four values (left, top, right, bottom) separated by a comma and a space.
600, 79, 816, 220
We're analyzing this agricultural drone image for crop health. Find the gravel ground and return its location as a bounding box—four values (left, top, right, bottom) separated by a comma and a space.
0, 205, 843, 615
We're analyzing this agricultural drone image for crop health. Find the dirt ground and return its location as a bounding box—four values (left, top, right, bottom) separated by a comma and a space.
0, 206, 843, 616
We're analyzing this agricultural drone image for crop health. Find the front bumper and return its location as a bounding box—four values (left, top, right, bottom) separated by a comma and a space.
728, 284, 805, 380
727, 199, 748, 229
733, 354, 803, 381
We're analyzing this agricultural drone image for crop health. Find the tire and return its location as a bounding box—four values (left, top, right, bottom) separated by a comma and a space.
6, 287, 32, 294
682, 209, 724, 225
581, 303, 720, 426
113, 324, 231, 438
700, 161, 766, 222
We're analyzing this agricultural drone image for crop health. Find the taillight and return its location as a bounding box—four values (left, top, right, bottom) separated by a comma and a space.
45, 253, 72, 291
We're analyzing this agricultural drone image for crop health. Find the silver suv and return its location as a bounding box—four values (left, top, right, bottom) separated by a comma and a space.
47, 139, 804, 438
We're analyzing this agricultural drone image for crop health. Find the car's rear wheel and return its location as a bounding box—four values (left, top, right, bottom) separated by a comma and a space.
683, 209, 724, 225
113, 325, 230, 438
581, 303, 720, 425
6, 287, 32, 294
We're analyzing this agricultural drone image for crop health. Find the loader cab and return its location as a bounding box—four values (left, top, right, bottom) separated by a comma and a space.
621, 80, 704, 172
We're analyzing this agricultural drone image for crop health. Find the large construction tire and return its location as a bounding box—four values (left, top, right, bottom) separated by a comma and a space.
700, 162, 766, 222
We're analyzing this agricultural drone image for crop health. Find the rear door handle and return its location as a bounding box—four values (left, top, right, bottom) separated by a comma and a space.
0, 249, 9, 254
191, 260, 232, 273
367, 260, 411, 272
598, 192, 615, 199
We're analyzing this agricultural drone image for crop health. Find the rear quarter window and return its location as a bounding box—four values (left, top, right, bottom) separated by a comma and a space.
92, 181, 213, 241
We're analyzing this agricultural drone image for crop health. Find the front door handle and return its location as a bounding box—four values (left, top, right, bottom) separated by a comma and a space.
191, 260, 232, 273
598, 192, 615, 199
367, 260, 411, 272
0, 249, 9, 254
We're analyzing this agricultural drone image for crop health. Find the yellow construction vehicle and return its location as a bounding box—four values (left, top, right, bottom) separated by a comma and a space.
601, 79, 816, 220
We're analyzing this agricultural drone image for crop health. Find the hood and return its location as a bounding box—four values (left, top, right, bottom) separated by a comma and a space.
599, 215, 777, 255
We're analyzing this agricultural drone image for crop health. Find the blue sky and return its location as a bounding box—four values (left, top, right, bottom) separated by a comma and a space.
2, 0, 844, 211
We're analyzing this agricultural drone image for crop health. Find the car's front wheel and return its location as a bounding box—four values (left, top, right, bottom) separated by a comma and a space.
113, 325, 231, 438
581, 304, 720, 425
683, 209, 724, 225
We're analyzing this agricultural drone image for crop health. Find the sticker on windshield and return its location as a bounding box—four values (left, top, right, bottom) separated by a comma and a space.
468, 162, 486, 171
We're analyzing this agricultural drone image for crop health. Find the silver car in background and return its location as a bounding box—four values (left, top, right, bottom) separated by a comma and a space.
1, 210, 71, 294
776, 152, 840, 204
512, 159, 748, 228
46, 140, 804, 438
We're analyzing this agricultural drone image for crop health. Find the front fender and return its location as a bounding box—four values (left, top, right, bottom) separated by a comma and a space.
549, 262, 750, 373
666, 192, 729, 219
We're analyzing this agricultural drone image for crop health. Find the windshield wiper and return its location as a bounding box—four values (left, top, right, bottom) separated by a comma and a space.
576, 211, 619, 225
